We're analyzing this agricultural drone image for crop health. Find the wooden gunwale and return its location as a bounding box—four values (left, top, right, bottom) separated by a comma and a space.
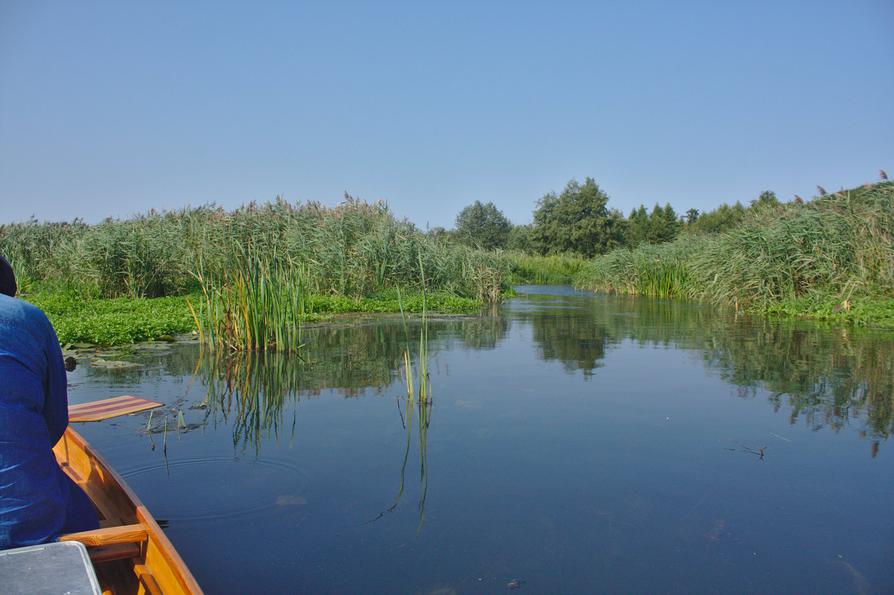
54, 428, 202, 594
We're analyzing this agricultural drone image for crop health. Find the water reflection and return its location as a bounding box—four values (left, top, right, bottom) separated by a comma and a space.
79, 292, 893, 455
511, 293, 893, 447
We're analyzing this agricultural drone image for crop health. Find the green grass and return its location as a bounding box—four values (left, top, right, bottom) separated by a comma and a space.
189, 247, 305, 352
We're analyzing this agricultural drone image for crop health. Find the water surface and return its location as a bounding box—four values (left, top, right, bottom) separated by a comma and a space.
68, 287, 894, 593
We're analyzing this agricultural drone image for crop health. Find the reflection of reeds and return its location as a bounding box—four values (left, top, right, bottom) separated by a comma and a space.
198, 349, 304, 453
387, 258, 433, 531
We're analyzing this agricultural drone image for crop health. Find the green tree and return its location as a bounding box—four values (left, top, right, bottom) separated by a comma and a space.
642, 203, 681, 244
426, 226, 453, 244
626, 205, 650, 246
751, 190, 780, 210
685, 208, 700, 224
530, 178, 624, 257
454, 201, 511, 250
507, 224, 534, 253
691, 201, 747, 234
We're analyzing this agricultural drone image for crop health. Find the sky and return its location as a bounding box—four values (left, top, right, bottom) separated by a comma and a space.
1, 1, 892, 229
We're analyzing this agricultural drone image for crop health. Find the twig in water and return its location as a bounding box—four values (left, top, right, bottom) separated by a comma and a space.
741, 445, 767, 461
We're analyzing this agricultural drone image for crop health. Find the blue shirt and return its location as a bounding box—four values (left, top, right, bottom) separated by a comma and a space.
0, 294, 98, 548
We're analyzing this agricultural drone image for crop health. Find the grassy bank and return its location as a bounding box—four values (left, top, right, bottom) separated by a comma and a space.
1, 198, 509, 302
507, 253, 587, 284
3, 197, 509, 346
575, 182, 894, 327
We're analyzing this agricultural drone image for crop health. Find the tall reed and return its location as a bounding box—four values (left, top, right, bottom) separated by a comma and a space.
188, 245, 304, 352
576, 182, 894, 310
507, 252, 587, 285
0, 198, 510, 304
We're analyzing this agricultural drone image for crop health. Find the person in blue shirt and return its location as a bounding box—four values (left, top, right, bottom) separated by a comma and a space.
0, 256, 98, 549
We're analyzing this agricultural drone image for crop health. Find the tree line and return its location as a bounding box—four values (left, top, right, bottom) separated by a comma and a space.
442, 177, 780, 257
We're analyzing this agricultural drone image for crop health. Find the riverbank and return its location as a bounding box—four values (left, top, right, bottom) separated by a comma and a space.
574, 181, 894, 329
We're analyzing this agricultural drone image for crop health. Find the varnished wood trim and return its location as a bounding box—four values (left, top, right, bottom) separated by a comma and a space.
61, 524, 148, 547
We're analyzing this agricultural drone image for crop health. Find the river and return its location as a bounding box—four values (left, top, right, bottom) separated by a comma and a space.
68, 286, 894, 593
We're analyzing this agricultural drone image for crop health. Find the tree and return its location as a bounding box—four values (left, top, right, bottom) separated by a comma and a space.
690, 201, 747, 234
685, 208, 700, 224
530, 178, 624, 257
454, 201, 511, 250
626, 205, 650, 246
751, 190, 779, 210
507, 224, 534, 253
426, 226, 453, 244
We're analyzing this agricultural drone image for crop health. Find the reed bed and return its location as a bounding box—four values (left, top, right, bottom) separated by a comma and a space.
0, 197, 510, 304
576, 182, 894, 314
507, 252, 587, 285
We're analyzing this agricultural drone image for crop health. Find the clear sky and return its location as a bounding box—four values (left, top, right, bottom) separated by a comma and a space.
1, 1, 892, 228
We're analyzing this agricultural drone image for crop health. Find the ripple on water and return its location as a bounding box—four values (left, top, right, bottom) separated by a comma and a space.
120, 456, 310, 523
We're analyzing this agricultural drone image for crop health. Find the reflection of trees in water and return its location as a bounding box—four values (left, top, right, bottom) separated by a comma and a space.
702, 320, 894, 449
518, 294, 894, 448
530, 309, 613, 377
456, 312, 509, 351
80, 297, 893, 452
185, 317, 508, 452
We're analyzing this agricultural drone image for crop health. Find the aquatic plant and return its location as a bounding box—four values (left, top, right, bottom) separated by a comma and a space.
188, 245, 305, 352
26, 291, 194, 345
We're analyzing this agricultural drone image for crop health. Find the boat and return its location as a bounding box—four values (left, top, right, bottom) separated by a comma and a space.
53, 427, 203, 594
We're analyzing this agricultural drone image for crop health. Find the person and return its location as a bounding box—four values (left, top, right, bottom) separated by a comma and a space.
0, 255, 98, 548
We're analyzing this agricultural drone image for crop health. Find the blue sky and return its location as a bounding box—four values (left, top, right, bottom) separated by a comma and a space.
1, 0, 892, 228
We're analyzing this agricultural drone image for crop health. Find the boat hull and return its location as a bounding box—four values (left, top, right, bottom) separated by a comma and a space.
53, 428, 202, 594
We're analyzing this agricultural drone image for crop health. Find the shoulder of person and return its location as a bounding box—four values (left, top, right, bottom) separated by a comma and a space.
0, 294, 53, 330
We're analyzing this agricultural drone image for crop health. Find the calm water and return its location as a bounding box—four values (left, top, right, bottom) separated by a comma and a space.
68, 286, 894, 594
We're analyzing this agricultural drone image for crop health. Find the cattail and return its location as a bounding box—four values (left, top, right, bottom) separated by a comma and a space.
881, 169, 888, 181
793, 195, 803, 204
816, 185, 827, 196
